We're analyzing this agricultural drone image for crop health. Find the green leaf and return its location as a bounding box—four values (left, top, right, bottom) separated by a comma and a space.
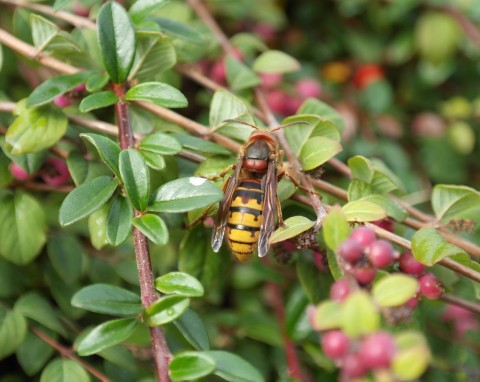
141, 151, 166, 170
411, 227, 466, 266
106, 196, 133, 246
300, 136, 342, 171
88, 204, 109, 250
76, 318, 138, 356
432, 184, 480, 222
129, 0, 170, 23
14, 292, 67, 337
0, 306, 27, 360
119, 149, 150, 212
97, 1, 136, 83
169, 352, 215, 381
209, 90, 250, 131
204, 351, 265, 382
226, 55, 261, 90
372, 274, 419, 307
79, 91, 118, 112
370, 158, 404, 193
296, 255, 328, 304
47, 232, 85, 284
322, 205, 350, 252
348, 155, 375, 183
312, 300, 343, 331
139, 133, 182, 155
155, 272, 204, 297
86, 72, 109, 92
152, 17, 203, 43
26, 72, 90, 108
0, 192, 46, 265
298, 98, 345, 131
342, 200, 386, 222
59, 176, 118, 226
172, 134, 231, 156
392, 331, 431, 380
40, 358, 90, 382
269, 216, 314, 244
150, 177, 223, 213
144, 295, 190, 326
6, 104, 67, 155
132, 214, 169, 245
71, 284, 142, 316
125, 82, 187, 108
326, 249, 343, 280
17, 331, 55, 376
342, 291, 380, 338
356, 195, 408, 222
173, 309, 210, 351
252, 50, 300, 73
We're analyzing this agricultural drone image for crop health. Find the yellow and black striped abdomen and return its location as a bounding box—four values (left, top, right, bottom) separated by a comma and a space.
226, 179, 264, 262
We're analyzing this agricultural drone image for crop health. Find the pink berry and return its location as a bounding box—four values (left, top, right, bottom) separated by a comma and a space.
53, 95, 72, 108
295, 78, 322, 99
210, 59, 227, 84
405, 297, 419, 310
353, 266, 377, 285
411, 112, 446, 137
330, 279, 351, 302
321, 330, 350, 360
455, 318, 479, 336
367, 239, 395, 269
284, 96, 303, 115
312, 251, 327, 271
41, 158, 70, 187
252, 22, 277, 41
372, 218, 396, 232
341, 353, 367, 379
260, 73, 283, 89
419, 273, 443, 299
265, 90, 289, 115
9, 162, 34, 180
442, 304, 472, 321
359, 331, 396, 370
338, 238, 364, 264
73, 83, 86, 93
398, 251, 425, 275
350, 227, 376, 247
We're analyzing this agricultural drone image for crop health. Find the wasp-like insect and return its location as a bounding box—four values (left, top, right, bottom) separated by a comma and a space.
211, 119, 306, 262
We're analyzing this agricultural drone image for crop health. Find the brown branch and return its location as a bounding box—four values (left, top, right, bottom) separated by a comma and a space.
440, 294, 480, 316
30, 326, 110, 382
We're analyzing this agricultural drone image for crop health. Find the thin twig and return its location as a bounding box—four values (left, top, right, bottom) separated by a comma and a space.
440, 294, 480, 316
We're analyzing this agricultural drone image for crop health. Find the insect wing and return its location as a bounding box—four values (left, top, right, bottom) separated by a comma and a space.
211, 158, 244, 252
258, 159, 278, 257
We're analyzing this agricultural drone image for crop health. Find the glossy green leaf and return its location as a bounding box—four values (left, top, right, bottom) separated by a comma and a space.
0, 192, 46, 265
144, 295, 190, 326
155, 272, 204, 297
125, 81, 187, 108
322, 205, 350, 252
393, 331, 431, 380
79, 91, 118, 112
40, 358, 90, 382
432, 184, 480, 221
411, 227, 466, 266
169, 352, 215, 381
173, 309, 210, 351
6, 104, 67, 155
269, 216, 314, 244
372, 274, 419, 307
204, 351, 264, 382
86, 73, 109, 92
348, 155, 375, 183
47, 232, 85, 284
97, 1, 136, 83
119, 149, 150, 212
139, 133, 182, 155
152, 17, 203, 43
342, 291, 379, 338
141, 151, 166, 170
226, 55, 261, 90
0, 306, 27, 360
209, 90, 250, 131
129, 0, 170, 23
298, 98, 345, 131
132, 214, 168, 245
356, 195, 408, 222
252, 50, 300, 73
71, 284, 142, 316
150, 177, 223, 213
171, 134, 231, 156
342, 200, 386, 222
26, 72, 90, 108
370, 158, 404, 193
59, 176, 118, 226
76, 318, 138, 356
312, 300, 343, 331
106, 196, 133, 246
88, 204, 109, 250
300, 136, 342, 171
17, 331, 55, 376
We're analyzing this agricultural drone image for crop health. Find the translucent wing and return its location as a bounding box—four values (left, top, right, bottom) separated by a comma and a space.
258, 159, 278, 257
211, 158, 244, 252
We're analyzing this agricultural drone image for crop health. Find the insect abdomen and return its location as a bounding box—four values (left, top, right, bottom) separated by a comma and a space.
226, 179, 264, 262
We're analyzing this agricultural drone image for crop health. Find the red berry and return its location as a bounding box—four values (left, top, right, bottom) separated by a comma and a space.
455, 318, 479, 336
312, 251, 327, 271
399, 251, 425, 275
353, 266, 377, 285
284, 96, 303, 115
339, 238, 364, 264
330, 279, 350, 302
9, 162, 34, 180
372, 218, 396, 232
53, 95, 72, 108
210, 59, 227, 84
367, 239, 395, 269
265, 90, 290, 115
359, 331, 396, 370
350, 227, 376, 247
41, 158, 70, 187
419, 273, 443, 299
260, 73, 283, 89
295, 78, 322, 99
341, 353, 367, 379
405, 297, 419, 310
442, 304, 472, 321
321, 330, 350, 360
352, 64, 384, 89
252, 22, 277, 41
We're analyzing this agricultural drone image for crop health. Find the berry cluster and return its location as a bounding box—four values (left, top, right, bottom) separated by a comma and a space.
9, 157, 71, 187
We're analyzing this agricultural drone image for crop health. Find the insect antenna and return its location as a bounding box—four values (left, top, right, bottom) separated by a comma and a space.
222, 119, 260, 130
271, 121, 310, 132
